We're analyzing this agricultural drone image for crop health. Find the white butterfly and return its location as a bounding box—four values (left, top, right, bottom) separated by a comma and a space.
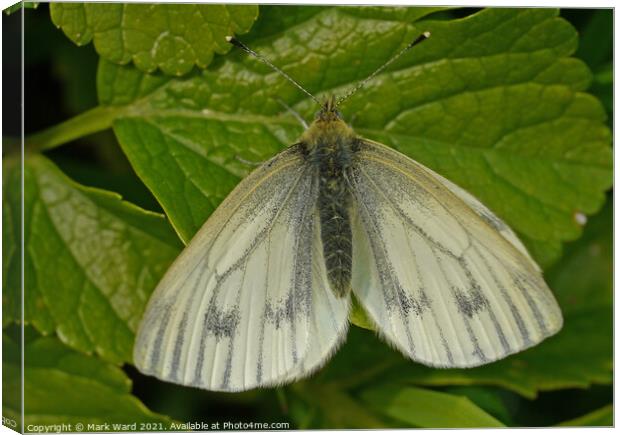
134, 33, 562, 392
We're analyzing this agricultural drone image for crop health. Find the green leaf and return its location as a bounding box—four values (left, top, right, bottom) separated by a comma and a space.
556, 404, 613, 427
360, 385, 504, 428
590, 63, 612, 121
574, 10, 612, 69
291, 383, 389, 429
3, 154, 182, 363
98, 7, 611, 264
442, 386, 514, 425
4, 1, 38, 15
49, 3, 258, 75
572, 10, 612, 125
349, 295, 375, 330
3, 157, 22, 328
3, 333, 172, 428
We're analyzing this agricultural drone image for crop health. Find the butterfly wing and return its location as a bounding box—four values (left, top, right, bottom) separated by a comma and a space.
277, 211, 351, 383
348, 139, 562, 368
134, 146, 349, 391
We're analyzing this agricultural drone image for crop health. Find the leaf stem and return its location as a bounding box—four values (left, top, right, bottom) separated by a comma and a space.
26, 105, 123, 152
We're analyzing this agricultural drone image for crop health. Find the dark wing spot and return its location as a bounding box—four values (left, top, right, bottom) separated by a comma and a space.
391, 285, 432, 316
205, 303, 240, 340
265, 287, 311, 330
454, 287, 489, 318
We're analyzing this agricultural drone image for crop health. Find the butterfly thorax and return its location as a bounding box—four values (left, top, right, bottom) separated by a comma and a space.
300, 104, 359, 297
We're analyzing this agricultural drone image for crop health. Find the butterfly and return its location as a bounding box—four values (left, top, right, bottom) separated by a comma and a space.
133, 32, 562, 392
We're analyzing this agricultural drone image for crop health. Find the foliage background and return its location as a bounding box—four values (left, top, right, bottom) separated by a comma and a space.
2, 3, 613, 429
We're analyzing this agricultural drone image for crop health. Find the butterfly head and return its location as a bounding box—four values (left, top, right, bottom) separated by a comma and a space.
302, 95, 354, 146
315, 96, 343, 122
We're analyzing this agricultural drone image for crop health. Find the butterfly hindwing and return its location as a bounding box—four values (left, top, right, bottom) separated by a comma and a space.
348, 139, 562, 367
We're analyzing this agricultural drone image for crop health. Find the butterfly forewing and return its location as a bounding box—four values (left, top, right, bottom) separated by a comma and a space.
347, 139, 562, 368
416, 157, 541, 272
134, 146, 349, 391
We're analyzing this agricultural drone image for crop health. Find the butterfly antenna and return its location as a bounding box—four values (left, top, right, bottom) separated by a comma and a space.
226, 36, 323, 108
335, 31, 431, 108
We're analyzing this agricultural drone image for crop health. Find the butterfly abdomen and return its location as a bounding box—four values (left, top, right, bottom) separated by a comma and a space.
301, 119, 358, 297
318, 171, 352, 297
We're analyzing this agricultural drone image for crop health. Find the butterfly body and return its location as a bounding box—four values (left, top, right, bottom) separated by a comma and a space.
301, 101, 358, 297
